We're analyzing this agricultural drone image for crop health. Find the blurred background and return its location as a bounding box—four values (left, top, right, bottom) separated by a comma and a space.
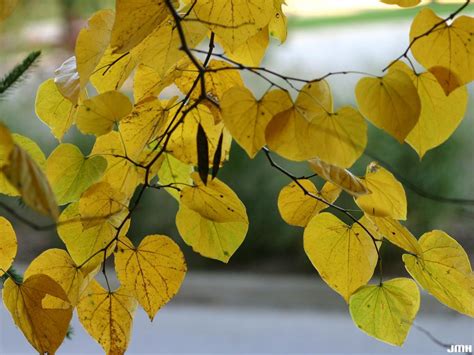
0, 0, 473, 354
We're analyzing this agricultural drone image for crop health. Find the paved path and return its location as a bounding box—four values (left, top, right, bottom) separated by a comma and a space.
1, 272, 472, 354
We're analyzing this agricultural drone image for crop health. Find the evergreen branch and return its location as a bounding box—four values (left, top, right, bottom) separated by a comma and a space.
0, 51, 41, 97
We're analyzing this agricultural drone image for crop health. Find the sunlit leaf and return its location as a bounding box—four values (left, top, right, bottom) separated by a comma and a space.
278, 180, 341, 227
192, 0, 273, 52
380, 0, 420, 7
157, 153, 193, 201
0, 123, 14, 167
92, 131, 142, 198
221, 87, 292, 158
115, 235, 186, 320
24, 249, 85, 306
76, 90, 133, 136
57, 202, 125, 273
175, 59, 245, 103
308, 158, 369, 197
3, 144, 59, 218
0, 133, 46, 196
77, 280, 137, 354
79, 181, 129, 229
46, 143, 107, 205
111, 0, 168, 53
219, 26, 270, 67
119, 97, 169, 160
266, 81, 367, 167
35, 79, 77, 141
3, 274, 73, 354
180, 172, 248, 223
167, 104, 232, 166
403, 230, 473, 317
133, 59, 189, 103
410, 8, 474, 93
355, 162, 407, 220
355, 70, 421, 143
139, 17, 207, 77
269, 0, 288, 43
391, 61, 468, 158
304, 213, 379, 302
90, 47, 143, 93
0, 216, 16, 276
176, 204, 248, 263
349, 278, 420, 346
367, 216, 422, 255
76, 9, 114, 90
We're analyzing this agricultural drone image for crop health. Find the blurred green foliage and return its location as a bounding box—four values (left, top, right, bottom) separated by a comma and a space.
0, 0, 472, 274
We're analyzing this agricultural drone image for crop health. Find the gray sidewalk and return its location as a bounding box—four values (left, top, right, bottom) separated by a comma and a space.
1, 272, 473, 354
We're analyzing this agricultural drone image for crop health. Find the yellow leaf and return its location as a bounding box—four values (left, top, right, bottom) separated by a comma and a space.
46, 143, 107, 205
390, 61, 469, 158
0, 123, 14, 167
115, 235, 186, 320
403, 230, 474, 317
355, 70, 421, 143
278, 180, 341, 227
3, 144, 59, 218
23, 249, 85, 306
2, 274, 73, 354
76, 91, 133, 136
192, 0, 273, 52
0, 134, 46, 196
111, 0, 168, 53
175, 59, 244, 102
76, 9, 114, 90
0, 217, 16, 276
266, 81, 367, 167
92, 131, 142, 198
77, 280, 137, 354
176, 204, 248, 263
12, 134, 46, 168
0, 0, 18, 21
426, 66, 463, 96
221, 87, 292, 158
180, 173, 248, 224
219, 26, 270, 67
410, 9, 474, 93
35, 79, 77, 141
119, 97, 169, 160
133, 59, 189, 103
57, 202, 125, 273
368, 216, 422, 255
79, 181, 129, 229
54, 56, 81, 104
355, 162, 407, 220
269, 0, 288, 43
139, 17, 207, 77
308, 158, 369, 197
380, 0, 420, 7
157, 153, 193, 201
90, 46, 143, 93
349, 278, 420, 346
0, 134, 45, 197
167, 104, 232, 166
304, 213, 379, 302
135, 147, 165, 185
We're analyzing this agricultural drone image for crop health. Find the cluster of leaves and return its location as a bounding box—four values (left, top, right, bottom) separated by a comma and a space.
0, 0, 473, 353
